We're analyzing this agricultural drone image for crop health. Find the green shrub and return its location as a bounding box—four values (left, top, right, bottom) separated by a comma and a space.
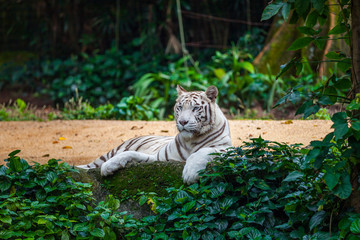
0, 150, 136, 239
0, 49, 177, 106
60, 95, 159, 120
126, 137, 354, 239
1, 140, 359, 239
0, 99, 49, 121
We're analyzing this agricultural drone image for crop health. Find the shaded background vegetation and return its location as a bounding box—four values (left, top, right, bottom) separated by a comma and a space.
0, 0, 346, 120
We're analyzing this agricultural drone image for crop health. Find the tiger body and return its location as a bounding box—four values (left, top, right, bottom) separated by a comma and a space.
78, 86, 232, 184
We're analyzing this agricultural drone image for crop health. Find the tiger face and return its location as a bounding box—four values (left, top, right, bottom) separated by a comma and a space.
174, 85, 218, 138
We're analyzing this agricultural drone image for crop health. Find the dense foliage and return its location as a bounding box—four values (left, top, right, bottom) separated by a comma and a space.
128, 138, 359, 239
1, 139, 360, 239
0, 150, 137, 239
261, 0, 360, 213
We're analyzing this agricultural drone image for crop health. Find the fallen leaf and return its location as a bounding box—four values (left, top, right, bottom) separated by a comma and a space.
161, 130, 169, 133
42, 154, 50, 157
131, 126, 143, 130
263, 132, 267, 135
59, 137, 67, 140
313, 125, 318, 127
53, 141, 59, 144
257, 127, 261, 130
249, 134, 253, 137
62, 146, 72, 149
282, 120, 293, 124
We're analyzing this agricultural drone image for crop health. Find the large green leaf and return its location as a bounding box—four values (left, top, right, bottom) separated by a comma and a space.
311, 0, 325, 13
329, 24, 348, 35
181, 200, 196, 213
0, 216, 12, 224
350, 219, 360, 234
333, 174, 352, 199
276, 57, 299, 79
283, 171, 304, 182
309, 211, 326, 231
295, 0, 310, 18
91, 228, 105, 238
324, 167, 340, 190
288, 37, 313, 51
261, 2, 285, 21
0, 181, 11, 192
334, 123, 349, 140
282, 3, 292, 21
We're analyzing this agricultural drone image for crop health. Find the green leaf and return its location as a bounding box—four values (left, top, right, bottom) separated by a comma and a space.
311, 0, 325, 13
295, 0, 310, 18
333, 174, 352, 199
0, 216, 12, 224
298, 26, 317, 35
0, 181, 11, 192
314, 37, 328, 49
329, 24, 348, 35
350, 219, 360, 234
276, 57, 299, 79
338, 58, 352, 72
309, 211, 326, 231
334, 78, 352, 90
325, 51, 346, 60
46, 171, 58, 183
281, 3, 292, 21
0, 231, 13, 239
324, 167, 340, 190
283, 171, 304, 182
182, 200, 196, 213
16, 98, 27, 112
261, 2, 285, 21
347, 101, 360, 111
61, 231, 70, 240
91, 228, 105, 238
8, 150, 21, 157
306, 11, 319, 28
334, 123, 349, 140
139, 195, 148, 206
331, 112, 347, 125
352, 121, 360, 131
288, 37, 313, 51
236, 61, 254, 73
304, 104, 320, 119
37, 218, 47, 225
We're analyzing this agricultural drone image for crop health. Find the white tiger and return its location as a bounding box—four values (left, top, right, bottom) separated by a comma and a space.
78, 85, 232, 184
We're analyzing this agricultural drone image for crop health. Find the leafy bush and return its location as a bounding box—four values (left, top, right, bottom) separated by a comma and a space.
61, 95, 159, 120
1, 140, 359, 239
0, 99, 54, 121
126, 138, 357, 239
0, 48, 176, 106
0, 150, 137, 239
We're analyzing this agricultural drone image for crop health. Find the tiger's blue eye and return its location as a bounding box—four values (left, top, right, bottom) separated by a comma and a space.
193, 106, 200, 111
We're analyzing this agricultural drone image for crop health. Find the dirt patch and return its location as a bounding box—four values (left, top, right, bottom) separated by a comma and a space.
0, 120, 333, 166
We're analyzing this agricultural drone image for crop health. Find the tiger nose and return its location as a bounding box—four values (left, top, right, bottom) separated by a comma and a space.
179, 120, 188, 126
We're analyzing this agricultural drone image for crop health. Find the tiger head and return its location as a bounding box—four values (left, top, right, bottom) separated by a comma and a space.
174, 85, 218, 138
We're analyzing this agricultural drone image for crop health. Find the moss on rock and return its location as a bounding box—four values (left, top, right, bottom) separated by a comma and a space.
73, 161, 184, 201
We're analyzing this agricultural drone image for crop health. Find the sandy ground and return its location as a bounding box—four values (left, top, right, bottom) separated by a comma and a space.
0, 120, 333, 166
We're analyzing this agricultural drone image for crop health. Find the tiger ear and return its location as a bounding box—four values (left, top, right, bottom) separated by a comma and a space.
177, 85, 187, 95
205, 86, 218, 102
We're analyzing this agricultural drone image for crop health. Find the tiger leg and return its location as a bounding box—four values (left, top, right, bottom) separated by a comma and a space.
182, 148, 218, 184
100, 151, 156, 176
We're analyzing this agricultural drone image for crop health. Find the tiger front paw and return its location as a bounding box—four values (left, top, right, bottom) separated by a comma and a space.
100, 160, 125, 176
182, 164, 200, 185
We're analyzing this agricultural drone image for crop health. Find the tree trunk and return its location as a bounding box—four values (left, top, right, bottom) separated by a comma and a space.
352, 0, 360, 95
350, 0, 360, 213
253, 20, 301, 75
